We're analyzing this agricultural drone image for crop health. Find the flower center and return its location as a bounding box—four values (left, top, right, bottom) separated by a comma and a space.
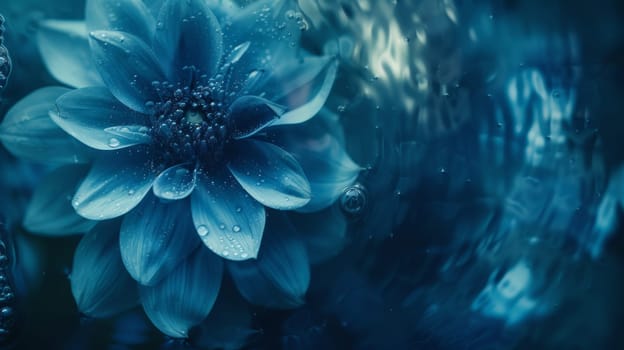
146, 75, 232, 167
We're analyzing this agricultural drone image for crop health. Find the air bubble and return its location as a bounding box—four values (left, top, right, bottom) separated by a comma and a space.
340, 183, 367, 216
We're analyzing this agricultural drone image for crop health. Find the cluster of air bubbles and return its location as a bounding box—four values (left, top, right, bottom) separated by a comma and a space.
0, 14, 11, 92
0, 221, 16, 346
340, 183, 368, 217
285, 10, 309, 31
146, 71, 234, 166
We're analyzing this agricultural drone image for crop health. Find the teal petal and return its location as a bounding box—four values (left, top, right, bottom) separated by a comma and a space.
152, 163, 196, 200
120, 194, 200, 286
228, 139, 311, 210
265, 55, 338, 126
54, 87, 151, 150
0, 87, 93, 164
89, 30, 166, 113
71, 220, 139, 318
37, 20, 103, 88
86, 0, 155, 44
141, 247, 223, 338
24, 165, 96, 235
191, 171, 265, 261
72, 147, 160, 220
154, 0, 223, 81
228, 213, 310, 309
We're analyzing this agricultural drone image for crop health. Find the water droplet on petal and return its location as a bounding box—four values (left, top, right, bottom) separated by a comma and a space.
232, 225, 241, 233
197, 225, 209, 236
108, 137, 120, 148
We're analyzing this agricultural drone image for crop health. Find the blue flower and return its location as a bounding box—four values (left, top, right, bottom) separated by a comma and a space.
0, 0, 360, 338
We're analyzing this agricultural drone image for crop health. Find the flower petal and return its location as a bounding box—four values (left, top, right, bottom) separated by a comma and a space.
227, 212, 310, 309
23, 165, 96, 235
0, 87, 93, 164
223, 0, 301, 85
229, 95, 286, 139
89, 30, 166, 113
228, 140, 311, 210
152, 163, 196, 200
191, 171, 265, 261
86, 0, 155, 44
141, 246, 223, 338
120, 194, 200, 286
72, 147, 160, 220
37, 20, 103, 88
53, 87, 151, 150
154, 0, 223, 81
266, 55, 338, 126
71, 220, 139, 318
272, 112, 361, 212
288, 206, 348, 264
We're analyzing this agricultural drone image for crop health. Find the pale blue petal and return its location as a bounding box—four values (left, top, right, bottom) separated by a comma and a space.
53, 87, 151, 150
289, 206, 347, 264
89, 30, 166, 113
154, 0, 223, 80
228, 140, 311, 210
120, 194, 200, 286
86, 0, 155, 44
141, 247, 223, 338
272, 112, 361, 212
0, 87, 93, 164
152, 163, 196, 200
266, 56, 338, 126
229, 95, 285, 139
73, 147, 160, 220
24, 165, 96, 235
228, 212, 310, 309
71, 221, 139, 318
223, 0, 301, 85
191, 171, 265, 261
37, 20, 103, 88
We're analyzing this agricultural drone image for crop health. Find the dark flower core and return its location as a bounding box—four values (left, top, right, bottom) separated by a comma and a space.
146, 71, 234, 167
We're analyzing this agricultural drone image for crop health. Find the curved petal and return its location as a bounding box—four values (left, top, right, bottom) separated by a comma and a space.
53, 87, 151, 150
223, 0, 301, 86
89, 30, 166, 113
266, 55, 338, 126
271, 112, 361, 212
229, 95, 285, 139
120, 194, 200, 286
24, 165, 96, 235
227, 212, 310, 309
228, 140, 311, 210
71, 220, 139, 318
154, 0, 223, 81
0, 87, 93, 164
86, 0, 155, 44
152, 163, 196, 200
72, 147, 160, 220
288, 206, 348, 264
37, 20, 103, 88
191, 171, 265, 261
141, 246, 223, 338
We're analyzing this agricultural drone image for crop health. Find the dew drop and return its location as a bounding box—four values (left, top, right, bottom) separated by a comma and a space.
232, 225, 241, 233
197, 225, 209, 236
222, 250, 230, 256
108, 137, 121, 148
241, 252, 249, 259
